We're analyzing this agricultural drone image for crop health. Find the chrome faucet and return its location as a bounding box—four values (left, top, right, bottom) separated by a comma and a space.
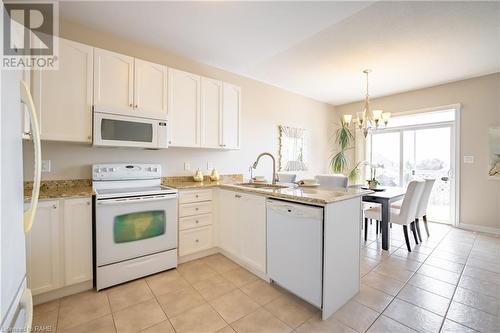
252, 152, 277, 185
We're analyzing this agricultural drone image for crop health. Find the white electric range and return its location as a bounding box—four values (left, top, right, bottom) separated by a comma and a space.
93, 163, 178, 290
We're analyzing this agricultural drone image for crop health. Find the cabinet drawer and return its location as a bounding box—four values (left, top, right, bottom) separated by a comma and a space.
179, 213, 212, 231
179, 190, 212, 204
179, 201, 212, 217
179, 226, 213, 256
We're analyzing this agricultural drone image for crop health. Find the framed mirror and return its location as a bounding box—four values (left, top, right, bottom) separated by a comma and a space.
278, 125, 308, 171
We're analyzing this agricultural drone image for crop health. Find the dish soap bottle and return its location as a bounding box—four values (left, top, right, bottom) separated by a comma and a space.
193, 169, 204, 182
210, 168, 220, 181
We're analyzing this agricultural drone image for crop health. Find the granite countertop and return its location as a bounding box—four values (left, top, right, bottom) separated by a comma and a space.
24, 174, 372, 205
162, 174, 243, 189
24, 179, 94, 201
165, 175, 372, 205
219, 183, 372, 205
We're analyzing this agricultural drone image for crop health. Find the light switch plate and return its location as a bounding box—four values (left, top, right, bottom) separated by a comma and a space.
463, 156, 474, 164
184, 162, 191, 171
206, 161, 213, 170
41, 160, 51, 172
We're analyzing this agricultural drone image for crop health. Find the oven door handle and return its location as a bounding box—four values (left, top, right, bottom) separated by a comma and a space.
97, 194, 177, 205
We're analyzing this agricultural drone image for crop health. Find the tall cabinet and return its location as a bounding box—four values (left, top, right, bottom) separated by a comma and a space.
32, 38, 93, 143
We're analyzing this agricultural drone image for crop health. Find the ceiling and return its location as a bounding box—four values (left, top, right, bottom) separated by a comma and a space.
60, 1, 500, 105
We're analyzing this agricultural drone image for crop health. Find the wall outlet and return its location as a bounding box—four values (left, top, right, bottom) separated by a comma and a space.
463, 155, 474, 164
184, 162, 191, 171
41, 160, 51, 172
206, 161, 213, 170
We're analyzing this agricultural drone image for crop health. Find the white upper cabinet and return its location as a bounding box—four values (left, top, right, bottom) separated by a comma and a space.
222, 83, 241, 149
63, 198, 93, 286
32, 38, 93, 143
168, 68, 201, 147
93, 48, 134, 113
134, 58, 168, 119
201, 77, 223, 148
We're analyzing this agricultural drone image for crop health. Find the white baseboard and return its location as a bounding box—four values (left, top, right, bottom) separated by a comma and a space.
217, 247, 269, 281
178, 247, 219, 264
457, 223, 500, 236
33, 280, 93, 305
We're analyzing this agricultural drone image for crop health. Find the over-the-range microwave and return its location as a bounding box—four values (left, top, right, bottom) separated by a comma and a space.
93, 111, 168, 149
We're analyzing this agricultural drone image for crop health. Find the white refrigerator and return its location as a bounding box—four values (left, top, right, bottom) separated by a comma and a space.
0, 50, 42, 331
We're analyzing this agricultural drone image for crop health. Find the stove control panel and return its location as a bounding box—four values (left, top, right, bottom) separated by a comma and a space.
92, 163, 162, 181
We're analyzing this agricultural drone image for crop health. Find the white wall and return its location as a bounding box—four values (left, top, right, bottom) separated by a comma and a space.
23, 20, 337, 182
336, 73, 500, 231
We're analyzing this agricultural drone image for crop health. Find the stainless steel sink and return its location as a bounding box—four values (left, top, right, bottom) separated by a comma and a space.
236, 182, 289, 190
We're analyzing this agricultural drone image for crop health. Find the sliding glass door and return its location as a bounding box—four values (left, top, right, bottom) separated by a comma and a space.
370, 123, 455, 224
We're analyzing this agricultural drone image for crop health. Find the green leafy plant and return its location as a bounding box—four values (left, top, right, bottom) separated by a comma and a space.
330, 119, 362, 182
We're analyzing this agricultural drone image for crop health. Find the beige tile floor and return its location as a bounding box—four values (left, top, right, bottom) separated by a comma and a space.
33, 222, 499, 333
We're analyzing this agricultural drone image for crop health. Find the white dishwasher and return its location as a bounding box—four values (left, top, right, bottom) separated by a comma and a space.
266, 199, 323, 308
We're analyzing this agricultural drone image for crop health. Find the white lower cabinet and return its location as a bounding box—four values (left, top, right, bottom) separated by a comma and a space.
63, 198, 93, 285
218, 190, 266, 274
26, 197, 93, 295
26, 200, 62, 295
178, 189, 214, 257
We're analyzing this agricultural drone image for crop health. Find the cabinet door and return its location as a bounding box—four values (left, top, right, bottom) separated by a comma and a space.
168, 69, 201, 147
239, 193, 267, 273
32, 38, 93, 142
63, 198, 93, 286
201, 77, 222, 148
222, 83, 241, 149
94, 48, 134, 114
217, 190, 239, 256
134, 58, 168, 119
26, 200, 61, 295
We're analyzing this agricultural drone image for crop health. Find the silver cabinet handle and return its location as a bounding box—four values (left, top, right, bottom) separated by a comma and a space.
195, 220, 199, 224
195, 239, 199, 243
195, 194, 199, 198
52, 204, 57, 209
129, 103, 133, 107
134, 105, 138, 108
235, 194, 241, 198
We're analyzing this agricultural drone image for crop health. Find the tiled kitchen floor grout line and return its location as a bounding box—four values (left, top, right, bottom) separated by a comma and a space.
142, 277, 179, 333
362, 227, 453, 333
437, 234, 477, 332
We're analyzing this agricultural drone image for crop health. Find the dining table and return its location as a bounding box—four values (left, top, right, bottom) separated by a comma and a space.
362, 187, 406, 250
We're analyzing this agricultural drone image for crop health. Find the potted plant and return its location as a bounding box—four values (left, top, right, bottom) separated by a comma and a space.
367, 167, 380, 189
330, 118, 362, 182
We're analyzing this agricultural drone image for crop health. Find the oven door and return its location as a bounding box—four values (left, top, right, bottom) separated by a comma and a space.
95, 194, 177, 266
93, 112, 160, 149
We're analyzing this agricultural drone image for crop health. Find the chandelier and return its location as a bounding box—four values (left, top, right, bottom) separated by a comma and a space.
342, 69, 391, 137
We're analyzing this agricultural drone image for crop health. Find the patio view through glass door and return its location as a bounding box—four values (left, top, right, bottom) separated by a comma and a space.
369, 111, 456, 224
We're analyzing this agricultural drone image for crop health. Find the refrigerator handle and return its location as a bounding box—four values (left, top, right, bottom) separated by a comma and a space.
20, 80, 41, 234
19, 289, 33, 329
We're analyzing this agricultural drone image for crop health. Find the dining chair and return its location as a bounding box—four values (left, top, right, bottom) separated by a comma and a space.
414, 178, 436, 239
315, 174, 348, 188
277, 173, 297, 183
364, 180, 425, 252
392, 178, 435, 241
